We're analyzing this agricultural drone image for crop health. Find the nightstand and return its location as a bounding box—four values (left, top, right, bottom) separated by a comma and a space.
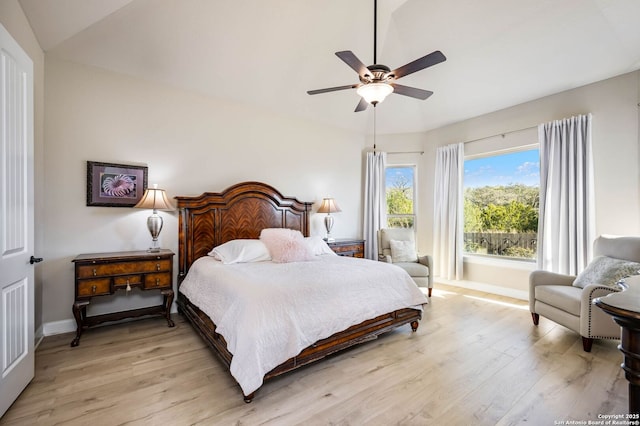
71, 249, 175, 347
327, 239, 365, 258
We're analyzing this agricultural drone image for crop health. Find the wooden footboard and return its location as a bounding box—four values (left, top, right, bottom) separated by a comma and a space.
177, 293, 421, 402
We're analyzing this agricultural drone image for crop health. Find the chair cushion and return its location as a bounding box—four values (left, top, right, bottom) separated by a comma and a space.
535, 285, 582, 316
572, 255, 640, 289
594, 235, 640, 262
394, 262, 429, 277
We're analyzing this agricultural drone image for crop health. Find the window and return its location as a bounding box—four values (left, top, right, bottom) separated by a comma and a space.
386, 166, 416, 229
463, 148, 539, 260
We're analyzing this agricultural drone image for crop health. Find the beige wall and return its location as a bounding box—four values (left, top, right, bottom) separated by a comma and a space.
0, 0, 46, 333
42, 58, 365, 327
377, 71, 640, 299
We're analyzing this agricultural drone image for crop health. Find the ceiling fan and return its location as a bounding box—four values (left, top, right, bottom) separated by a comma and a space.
307, 0, 446, 112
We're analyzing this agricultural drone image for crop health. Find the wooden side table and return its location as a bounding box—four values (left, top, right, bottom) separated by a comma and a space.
327, 239, 365, 258
71, 249, 175, 347
595, 275, 640, 414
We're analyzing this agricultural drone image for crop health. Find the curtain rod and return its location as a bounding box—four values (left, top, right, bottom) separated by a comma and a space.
381, 125, 537, 154
462, 125, 538, 145
387, 151, 424, 155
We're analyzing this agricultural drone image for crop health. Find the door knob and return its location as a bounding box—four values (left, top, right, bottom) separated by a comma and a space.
29, 256, 43, 264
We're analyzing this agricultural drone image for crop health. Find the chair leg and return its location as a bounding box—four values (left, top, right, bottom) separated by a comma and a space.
531, 312, 539, 325
582, 337, 593, 352
428, 288, 432, 297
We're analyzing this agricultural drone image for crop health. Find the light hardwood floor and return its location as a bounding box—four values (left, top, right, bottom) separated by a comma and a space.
1, 284, 629, 425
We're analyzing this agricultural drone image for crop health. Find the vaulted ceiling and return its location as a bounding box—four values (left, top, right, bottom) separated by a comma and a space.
19, 0, 640, 135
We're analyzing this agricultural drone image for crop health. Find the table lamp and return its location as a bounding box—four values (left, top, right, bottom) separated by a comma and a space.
134, 184, 173, 252
317, 198, 341, 242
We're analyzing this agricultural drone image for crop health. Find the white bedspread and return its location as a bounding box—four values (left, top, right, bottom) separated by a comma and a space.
179, 254, 428, 395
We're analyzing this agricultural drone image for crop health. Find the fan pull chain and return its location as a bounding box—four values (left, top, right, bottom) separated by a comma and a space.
373, 104, 377, 151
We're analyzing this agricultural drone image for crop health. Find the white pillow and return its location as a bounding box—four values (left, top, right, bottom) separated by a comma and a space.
260, 228, 315, 263
389, 239, 418, 263
208, 239, 271, 264
572, 255, 640, 288
305, 236, 337, 256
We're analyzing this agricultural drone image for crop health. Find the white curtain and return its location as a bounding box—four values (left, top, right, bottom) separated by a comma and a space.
433, 143, 464, 280
538, 113, 595, 274
363, 151, 387, 260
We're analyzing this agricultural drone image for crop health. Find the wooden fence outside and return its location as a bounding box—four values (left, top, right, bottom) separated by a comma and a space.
463, 232, 537, 259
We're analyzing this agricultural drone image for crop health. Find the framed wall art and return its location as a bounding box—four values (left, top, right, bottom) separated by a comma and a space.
86, 161, 148, 207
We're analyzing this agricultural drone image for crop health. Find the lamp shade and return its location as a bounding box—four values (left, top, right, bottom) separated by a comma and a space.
317, 198, 341, 214
356, 83, 394, 105
134, 186, 173, 211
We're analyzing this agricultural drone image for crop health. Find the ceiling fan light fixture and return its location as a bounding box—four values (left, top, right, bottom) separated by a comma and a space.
357, 83, 394, 105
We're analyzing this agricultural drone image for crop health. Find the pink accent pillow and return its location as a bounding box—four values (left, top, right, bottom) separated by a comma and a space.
260, 228, 315, 263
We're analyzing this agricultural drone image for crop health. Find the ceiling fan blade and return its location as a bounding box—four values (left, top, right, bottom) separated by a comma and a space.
354, 97, 369, 112
391, 83, 434, 100
335, 51, 371, 78
307, 84, 358, 95
391, 50, 446, 80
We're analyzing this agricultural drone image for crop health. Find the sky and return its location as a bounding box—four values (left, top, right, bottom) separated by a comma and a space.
386, 166, 414, 189
464, 149, 540, 188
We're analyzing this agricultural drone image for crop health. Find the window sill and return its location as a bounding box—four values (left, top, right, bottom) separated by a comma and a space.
463, 253, 537, 271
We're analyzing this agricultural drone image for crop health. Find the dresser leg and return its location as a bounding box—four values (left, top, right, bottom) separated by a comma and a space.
161, 289, 175, 327
71, 300, 90, 347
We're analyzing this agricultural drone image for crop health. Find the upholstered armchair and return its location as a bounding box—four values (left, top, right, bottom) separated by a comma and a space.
377, 228, 433, 297
530, 235, 640, 352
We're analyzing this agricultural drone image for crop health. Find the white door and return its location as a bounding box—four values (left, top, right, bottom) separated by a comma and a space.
0, 23, 35, 417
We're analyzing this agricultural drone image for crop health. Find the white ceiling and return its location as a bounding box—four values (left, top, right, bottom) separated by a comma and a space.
19, 0, 640, 135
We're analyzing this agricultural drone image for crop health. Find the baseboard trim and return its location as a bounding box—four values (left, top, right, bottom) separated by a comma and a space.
34, 324, 44, 349
435, 278, 528, 301
42, 319, 76, 336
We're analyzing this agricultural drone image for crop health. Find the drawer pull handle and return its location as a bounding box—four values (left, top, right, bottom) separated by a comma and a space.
91, 285, 97, 293
156, 278, 160, 287
126, 279, 131, 292
92, 269, 97, 276
156, 263, 161, 271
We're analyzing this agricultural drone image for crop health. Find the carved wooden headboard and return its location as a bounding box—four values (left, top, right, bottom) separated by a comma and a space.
175, 181, 313, 283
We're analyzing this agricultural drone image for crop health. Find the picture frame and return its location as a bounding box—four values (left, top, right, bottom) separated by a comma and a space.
86, 161, 148, 207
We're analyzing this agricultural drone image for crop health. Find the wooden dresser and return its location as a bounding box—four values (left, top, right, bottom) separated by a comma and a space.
71, 249, 175, 347
327, 239, 365, 258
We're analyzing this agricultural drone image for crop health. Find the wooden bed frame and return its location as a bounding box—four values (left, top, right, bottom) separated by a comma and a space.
175, 181, 422, 402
